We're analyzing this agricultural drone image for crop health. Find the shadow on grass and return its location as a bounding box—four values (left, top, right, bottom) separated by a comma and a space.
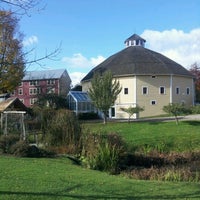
0, 188, 200, 200
182, 121, 200, 126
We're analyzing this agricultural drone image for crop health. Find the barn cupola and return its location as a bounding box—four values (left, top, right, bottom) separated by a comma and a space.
124, 34, 146, 48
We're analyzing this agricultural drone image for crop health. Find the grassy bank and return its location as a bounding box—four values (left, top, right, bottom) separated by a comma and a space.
82, 120, 200, 152
0, 156, 200, 200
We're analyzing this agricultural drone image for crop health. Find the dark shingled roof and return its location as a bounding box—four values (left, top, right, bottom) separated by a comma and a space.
82, 46, 193, 82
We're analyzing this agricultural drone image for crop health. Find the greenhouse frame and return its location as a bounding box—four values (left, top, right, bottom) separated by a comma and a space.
67, 91, 96, 115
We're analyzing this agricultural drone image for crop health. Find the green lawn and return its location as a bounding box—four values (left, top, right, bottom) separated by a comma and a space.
1, 120, 200, 199
0, 156, 200, 200
82, 120, 200, 152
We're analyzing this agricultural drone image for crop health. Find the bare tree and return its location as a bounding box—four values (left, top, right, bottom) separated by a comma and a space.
0, 9, 61, 93
0, 0, 44, 16
0, 1, 61, 92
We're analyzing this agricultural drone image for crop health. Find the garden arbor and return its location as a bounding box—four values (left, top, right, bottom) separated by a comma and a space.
0, 98, 27, 140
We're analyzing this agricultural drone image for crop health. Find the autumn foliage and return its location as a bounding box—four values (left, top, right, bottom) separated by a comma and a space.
189, 63, 200, 102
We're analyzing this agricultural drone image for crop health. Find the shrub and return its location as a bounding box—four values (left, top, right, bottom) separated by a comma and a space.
125, 166, 200, 182
45, 109, 82, 155
191, 105, 200, 114
11, 140, 55, 158
81, 132, 126, 174
11, 140, 30, 157
0, 134, 20, 153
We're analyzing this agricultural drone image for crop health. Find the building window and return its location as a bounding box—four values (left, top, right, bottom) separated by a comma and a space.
124, 88, 128, 95
47, 79, 55, 85
29, 80, 39, 86
30, 98, 38, 105
29, 88, 41, 95
176, 87, 180, 95
160, 86, 165, 94
151, 100, 156, 105
18, 82, 23, 87
18, 88, 23, 95
186, 87, 190, 95
11, 90, 15, 96
142, 86, 148, 95
20, 99, 24, 103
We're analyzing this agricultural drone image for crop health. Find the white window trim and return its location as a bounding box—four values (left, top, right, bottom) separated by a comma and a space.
159, 86, 166, 95
47, 79, 55, 85
18, 88, 23, 95
124, 87, 128, 95
151, 100, 157, 105
29, 80, 39, 86
30, 98, 38, 105
186, 87, 190, 95
29, 88, 41, 95
175, 87, 180, 95
142, 86, 148, 95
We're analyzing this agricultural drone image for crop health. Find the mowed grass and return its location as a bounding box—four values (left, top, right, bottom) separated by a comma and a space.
1, 120, 200, 199
82, 120, 200, 152
0, 156, 200, 200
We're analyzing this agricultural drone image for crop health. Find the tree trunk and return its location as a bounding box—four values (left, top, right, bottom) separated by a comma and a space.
103, 112, 107, 124
175, 115, 179, 125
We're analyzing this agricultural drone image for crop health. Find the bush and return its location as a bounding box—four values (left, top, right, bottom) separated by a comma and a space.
0, 134, 20, 153
81, 132, 126, 174
125, 166, 200, 182
11, 140, 55, 158
191, 105, 200, 114
45, 109, 82, 155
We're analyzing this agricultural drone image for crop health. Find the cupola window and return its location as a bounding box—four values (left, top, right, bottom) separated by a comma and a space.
124, 34, 146, 48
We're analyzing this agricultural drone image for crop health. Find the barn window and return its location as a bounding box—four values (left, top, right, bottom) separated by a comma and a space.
151, 100, 156, 105
186, 87, 190, 95
124, 88, 128, 95
142, 87, 148, 95
160, 86, 165, 94
176, 87, 180, 95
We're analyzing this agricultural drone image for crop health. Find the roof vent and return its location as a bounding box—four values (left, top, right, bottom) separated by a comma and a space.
124, 34, 146, 47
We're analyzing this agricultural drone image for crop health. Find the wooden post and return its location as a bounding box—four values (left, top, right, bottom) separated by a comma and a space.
21, 113, 26, 140
4, 113, 7, 136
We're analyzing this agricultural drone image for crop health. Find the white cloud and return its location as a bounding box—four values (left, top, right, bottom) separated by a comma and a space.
62, 53, 105, 68
69, 72, 86, 87
141, 28, 200, 68
62, 53, 105, 86
23, 35, 38, 47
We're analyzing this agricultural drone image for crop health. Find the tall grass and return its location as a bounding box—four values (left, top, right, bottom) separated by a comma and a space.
81, 132, 125, 174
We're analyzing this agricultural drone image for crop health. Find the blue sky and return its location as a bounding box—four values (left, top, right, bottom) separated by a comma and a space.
3, 0, 200, 86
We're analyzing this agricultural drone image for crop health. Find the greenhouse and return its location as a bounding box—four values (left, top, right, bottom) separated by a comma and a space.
67, 91, 96, 115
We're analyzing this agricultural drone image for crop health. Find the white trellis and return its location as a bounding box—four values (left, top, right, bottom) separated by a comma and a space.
1, 111, 26, 140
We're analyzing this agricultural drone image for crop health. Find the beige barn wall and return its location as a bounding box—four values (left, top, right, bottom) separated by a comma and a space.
115, 76, 136, 118
171, 76, 194, 106
81, 74, 194, 119
82, 81, 91, 92
136, 75, 171, 117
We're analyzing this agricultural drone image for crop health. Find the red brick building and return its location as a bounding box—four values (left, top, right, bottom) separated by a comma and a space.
11, 69, 71, 107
